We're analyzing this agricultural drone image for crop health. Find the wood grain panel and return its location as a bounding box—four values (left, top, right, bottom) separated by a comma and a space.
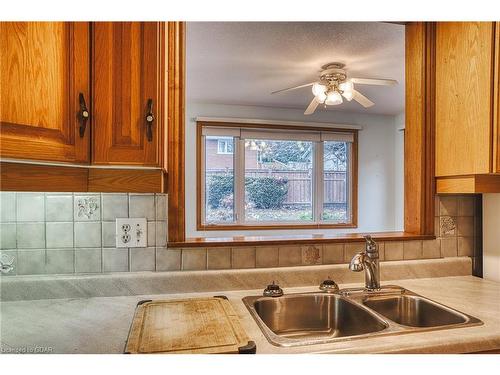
88, 168, 164, 193
92, 22, 162, 166
167, 22, 186, 243
0, 162, 88, 191
435, 22, 494, 176
436, 175, 500, 193
405, 22, 436, 235
0, 22, 90, 163
494, 22, 500, 173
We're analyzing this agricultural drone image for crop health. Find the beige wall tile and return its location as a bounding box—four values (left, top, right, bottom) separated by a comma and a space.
156, 248, 181, 271
457, 216, 474, 236
439, 196, 458, 216
385, 241, 404, 261
181, 248, 207, 270
440, 238, 457, 257
403, 240, 423, 260
422, 239, 441, 259
458, 237, 474, 257
232, 247, 256, 269
278, 246, 301, 267
323, 244, 345, 264
256, 247, 279, 268
207, 247, 231, 269
344, 243, 363, 262
301, 244, 322, 265
458, 196, 475, 217
377, 242, 386, 261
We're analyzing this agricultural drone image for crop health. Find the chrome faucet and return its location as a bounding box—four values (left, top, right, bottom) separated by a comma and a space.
349, 235, 380, 290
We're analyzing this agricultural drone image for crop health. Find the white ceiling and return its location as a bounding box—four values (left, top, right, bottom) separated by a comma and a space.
186, 22, 405, 116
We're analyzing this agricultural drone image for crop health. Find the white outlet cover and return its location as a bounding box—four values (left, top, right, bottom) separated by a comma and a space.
116, 218, 147, 248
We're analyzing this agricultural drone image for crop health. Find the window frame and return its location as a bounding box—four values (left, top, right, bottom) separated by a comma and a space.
196, 121, 358, 230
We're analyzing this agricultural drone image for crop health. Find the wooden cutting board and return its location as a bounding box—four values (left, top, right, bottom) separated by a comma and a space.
124, 296, 255, 354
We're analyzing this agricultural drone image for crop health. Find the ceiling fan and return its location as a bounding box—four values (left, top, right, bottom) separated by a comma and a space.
271, 62, 398, 115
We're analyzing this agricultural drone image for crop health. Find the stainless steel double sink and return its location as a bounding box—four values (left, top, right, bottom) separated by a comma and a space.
242, 286, 482, 347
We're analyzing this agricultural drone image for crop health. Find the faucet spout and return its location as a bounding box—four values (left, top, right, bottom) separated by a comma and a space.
349, 236, 381, 290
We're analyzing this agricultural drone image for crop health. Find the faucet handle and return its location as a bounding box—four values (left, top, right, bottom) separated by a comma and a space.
364, 235, 377, 252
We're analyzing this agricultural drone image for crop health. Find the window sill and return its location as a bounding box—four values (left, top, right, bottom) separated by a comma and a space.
197, 223, 357, 231
168, 231, 436, 248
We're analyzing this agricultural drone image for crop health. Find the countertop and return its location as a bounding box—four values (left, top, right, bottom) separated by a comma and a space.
1, 275, 500, 354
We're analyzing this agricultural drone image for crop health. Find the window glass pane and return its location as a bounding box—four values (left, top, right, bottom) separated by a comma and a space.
323, 141, 349, 222
244, 139, 313, 222
205, 136, 234, 223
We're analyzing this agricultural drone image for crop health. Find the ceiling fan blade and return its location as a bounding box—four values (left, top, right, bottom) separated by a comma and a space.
352, 90, 374, 108
271, 82, 316, 95
304, 97, 320, 115
350, 78, 398, 86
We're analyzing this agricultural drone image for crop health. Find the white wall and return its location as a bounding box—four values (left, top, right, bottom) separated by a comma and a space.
483, 194, 500, 282
185, 101, 403, 238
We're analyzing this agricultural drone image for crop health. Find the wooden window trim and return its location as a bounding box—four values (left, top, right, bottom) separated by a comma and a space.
167, 22, 436, 245
195, 121, 358, 231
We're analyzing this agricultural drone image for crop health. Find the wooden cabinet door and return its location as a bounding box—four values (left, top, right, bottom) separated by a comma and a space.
435, 22, 494, 177
0, 22, 90, 163
92, 22, 162, 166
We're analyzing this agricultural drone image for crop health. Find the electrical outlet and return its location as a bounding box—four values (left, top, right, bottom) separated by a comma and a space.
116, 218, 147, 248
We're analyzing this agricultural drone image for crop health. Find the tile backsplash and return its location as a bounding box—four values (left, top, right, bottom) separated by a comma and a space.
0, 192, 167, 276
0, 193, 480, 276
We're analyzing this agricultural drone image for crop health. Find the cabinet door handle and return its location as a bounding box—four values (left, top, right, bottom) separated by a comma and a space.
145, 98, 154, 142
78, 93, 90, 138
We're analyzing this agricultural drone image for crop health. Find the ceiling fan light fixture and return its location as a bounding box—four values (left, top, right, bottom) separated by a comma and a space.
312, 83, 327, 103
325, 91, 343, 105
339, 80, 354, 101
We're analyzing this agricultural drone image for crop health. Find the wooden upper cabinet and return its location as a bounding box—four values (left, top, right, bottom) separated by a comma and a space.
92, 22, 162, 166
435, 22, 495, 177
0, 22, 90, 163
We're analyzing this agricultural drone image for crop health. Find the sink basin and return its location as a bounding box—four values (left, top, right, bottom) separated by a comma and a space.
362, 294, 467, 328
243, 286, 483, 348
243, 293, 388, 346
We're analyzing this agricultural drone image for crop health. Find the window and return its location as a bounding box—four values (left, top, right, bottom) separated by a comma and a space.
199, 123, 357, 229
217, 138, 234, 154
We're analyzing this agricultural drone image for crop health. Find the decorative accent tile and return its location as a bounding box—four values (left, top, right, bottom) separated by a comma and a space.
45, 249, 74, 274
422, 239, 441, 259
74, 194, 100, 221
45, 194, 73, 221
278, 246, 301, 267
181, 249, 207, 270
440, 238, 458, 258
440, 216, 456, 237
0, 250, 17, 276
130, 247, 155, 271
16, 193, 45, 222
101, 222, 116, 248
232, 247, 256, 269
155, 194, 167, 221
403, 240, 422, 260
207, 247, 231, 269
74, 222, 101, 248
101, 194, 128, 221
17, 249, 45, 275
102, 248, 129, 272
16, 223, 45, 248
458, 237, 474, 257
0, 192, 16, 222
129, 194, 155, 221
323, 244, 345, 264
255, 247, 279, 268
155, 221, 167, 247
301, 245, 322, 265
0, 223, 16, 249
385, 241, 404, 261
46, 222, 73, 248
75, 248, 102, 273
156, 248, 181, 271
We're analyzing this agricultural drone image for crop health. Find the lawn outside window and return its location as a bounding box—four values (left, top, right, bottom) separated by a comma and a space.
197, 122, 358, 230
